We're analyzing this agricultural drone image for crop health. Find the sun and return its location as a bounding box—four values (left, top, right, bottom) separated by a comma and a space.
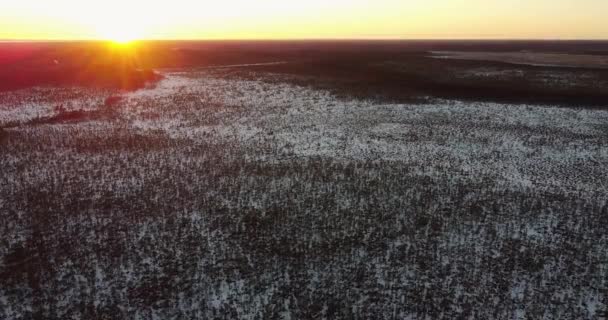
89, 13, 147, 43
110, 35, 136, 44
99, 27, 141, 44
77, 1, 166, 43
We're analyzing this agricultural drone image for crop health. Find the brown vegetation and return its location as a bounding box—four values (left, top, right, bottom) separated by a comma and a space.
0, 127, 6, 144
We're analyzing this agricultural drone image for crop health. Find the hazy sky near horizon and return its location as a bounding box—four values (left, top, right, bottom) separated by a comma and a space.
1, 0, 606, 40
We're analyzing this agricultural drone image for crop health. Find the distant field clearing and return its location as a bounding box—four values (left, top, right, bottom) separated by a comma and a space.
431, 51, 608, 69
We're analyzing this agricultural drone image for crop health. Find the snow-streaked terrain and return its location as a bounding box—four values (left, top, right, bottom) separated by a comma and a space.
1, 70, 607, 319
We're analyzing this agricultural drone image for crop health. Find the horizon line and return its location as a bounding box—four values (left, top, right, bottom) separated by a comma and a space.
2, 38, 608, 42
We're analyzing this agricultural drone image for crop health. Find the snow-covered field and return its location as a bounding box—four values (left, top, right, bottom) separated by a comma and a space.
1, 70, 607, 319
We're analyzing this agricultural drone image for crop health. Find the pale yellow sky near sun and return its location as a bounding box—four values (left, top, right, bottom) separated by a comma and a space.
0, 0, 606, 40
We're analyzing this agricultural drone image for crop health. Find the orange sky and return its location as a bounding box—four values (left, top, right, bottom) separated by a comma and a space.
1, 0, 607, 40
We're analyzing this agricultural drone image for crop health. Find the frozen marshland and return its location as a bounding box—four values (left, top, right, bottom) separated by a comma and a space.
1, 69, 607, 319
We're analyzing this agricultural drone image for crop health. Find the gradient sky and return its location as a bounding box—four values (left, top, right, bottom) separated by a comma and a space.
1, 0, 607, 40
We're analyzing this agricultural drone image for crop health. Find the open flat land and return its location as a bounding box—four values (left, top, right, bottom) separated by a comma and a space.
432, 51, 608, 69
1, 41, 607, 319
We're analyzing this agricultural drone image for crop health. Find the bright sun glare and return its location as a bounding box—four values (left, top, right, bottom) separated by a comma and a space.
90, 9, 148, 43
98, 26, 141, 43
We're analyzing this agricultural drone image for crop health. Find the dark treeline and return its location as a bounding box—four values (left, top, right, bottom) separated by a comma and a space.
2, 40, 608, 106
0, 42, 160, 92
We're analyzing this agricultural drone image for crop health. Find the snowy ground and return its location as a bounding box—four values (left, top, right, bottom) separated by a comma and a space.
1, 70, 607, 319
